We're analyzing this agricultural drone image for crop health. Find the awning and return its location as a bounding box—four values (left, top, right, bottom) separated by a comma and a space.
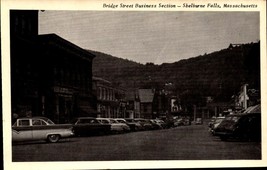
243, 104, 261, 113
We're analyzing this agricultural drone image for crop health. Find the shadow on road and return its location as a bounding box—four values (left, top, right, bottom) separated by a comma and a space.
12, 138, 77, 146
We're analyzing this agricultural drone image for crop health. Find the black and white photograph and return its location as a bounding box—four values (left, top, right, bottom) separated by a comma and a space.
1, 0, 266, 169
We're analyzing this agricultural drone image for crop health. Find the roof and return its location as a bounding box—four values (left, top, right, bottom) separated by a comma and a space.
38, 33, 95, 60
138, 89, 154, 103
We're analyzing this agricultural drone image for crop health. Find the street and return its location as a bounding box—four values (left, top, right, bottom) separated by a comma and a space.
12, 122, 261, 161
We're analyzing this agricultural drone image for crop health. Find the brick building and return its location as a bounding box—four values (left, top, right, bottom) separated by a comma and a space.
11, 10, 96, 123
92, 77, 126, 118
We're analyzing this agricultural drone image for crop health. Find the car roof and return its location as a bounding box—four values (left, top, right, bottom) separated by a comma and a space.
75, 117, 96, 119
16, 116, 50, 120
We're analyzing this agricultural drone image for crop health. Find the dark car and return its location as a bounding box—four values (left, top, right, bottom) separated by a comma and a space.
134, 118, 154, 130
120, 118, 143, 131
214, 113, 261, 141
72, 117, 111, 136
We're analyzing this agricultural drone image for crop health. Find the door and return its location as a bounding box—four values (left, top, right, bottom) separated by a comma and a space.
58, 96, 72, 123
12, 119, 33, 142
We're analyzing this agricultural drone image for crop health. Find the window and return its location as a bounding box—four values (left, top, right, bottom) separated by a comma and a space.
18, 120, 30, 126
32, 119, 47, 126
90, 119, 98, 124
78, 119, 90, 124
144, 105, 148, 112
101, 119, 110, 124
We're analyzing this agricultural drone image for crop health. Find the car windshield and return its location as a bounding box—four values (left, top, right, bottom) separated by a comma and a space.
46, 119, 55, 125
117, 119, 126, 123
225, 116, 240, 122
110, 119, 119, 123
214, 119, 224, 123
32, 119, 48, 125
77, 119, 96, 124
101, 119, 110, 124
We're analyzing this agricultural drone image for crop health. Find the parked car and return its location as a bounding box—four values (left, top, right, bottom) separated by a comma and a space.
114, 118, 140, 131
214, 113, 261, 141
149, 119, 163, 130
209, 117, 225, 135
72, 117, 111, 136
195, 118, 203, 125
173, 117, 189, 126
124, 118, 144, 131
208, 116, 217, 128
182, 117, 191, 126
96, 118, 130, 133
134, 118, 154, 130
12, 117, 74, 143
154, 119, 168, 129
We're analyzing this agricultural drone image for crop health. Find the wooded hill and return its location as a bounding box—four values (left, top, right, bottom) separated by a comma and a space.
89, 42, 260, 105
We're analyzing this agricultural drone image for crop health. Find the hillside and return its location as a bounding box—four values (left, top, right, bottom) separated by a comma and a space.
90, 42, 260, 104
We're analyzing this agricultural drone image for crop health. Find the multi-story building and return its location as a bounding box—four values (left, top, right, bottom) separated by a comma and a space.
138, 89, 155, 119
11, 10, 96, 123
125, 89, 140, 118
92, 77, 126, 118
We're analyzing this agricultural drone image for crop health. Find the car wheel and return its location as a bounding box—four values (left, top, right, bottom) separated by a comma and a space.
47, 134, 60, 143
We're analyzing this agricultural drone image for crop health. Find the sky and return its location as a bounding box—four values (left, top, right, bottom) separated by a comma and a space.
39, 11, 259, 64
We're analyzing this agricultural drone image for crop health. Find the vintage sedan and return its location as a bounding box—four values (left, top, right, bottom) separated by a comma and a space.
195, 118, 203, 125
134, 118, 154, 130
12, 117, 74, 143
72, 117, 111, 136
149, 119, 163, 130
124, 118, 144, 131
154, 119, 168, 129
114, 118, 136, 131
214, 113, 261, 141
96, 118, 130, 133
209, 117, 225, 135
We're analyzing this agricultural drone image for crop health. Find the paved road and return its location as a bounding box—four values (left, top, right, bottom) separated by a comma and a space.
12, 123, 261, 161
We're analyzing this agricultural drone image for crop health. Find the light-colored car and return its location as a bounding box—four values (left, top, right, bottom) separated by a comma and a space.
209, 117, 225, 135
150, 119, 163, 129
96, 118, 130, 133
12, 117, 74, 143
195, 118, 203, 125
114, 118, 141, 131
154, 119, 168, 129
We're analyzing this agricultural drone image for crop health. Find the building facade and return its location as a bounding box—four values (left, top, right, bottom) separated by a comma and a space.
125, 89, 140, 118
138, 89, 155, 119
92, 77, 126, 118
11, 10, 96, 123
